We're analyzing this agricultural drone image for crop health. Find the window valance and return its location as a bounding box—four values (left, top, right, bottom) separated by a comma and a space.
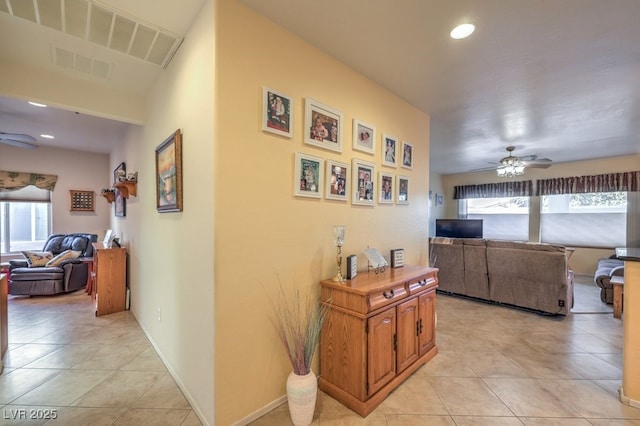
454, 180, 533, 199
0, 170, 58, 192
536, 171, 640, 196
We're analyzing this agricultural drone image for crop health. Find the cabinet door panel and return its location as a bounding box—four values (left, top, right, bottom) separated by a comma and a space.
397, 298, 419, 373
418, 291, 436, 355
367, 308, 396, 396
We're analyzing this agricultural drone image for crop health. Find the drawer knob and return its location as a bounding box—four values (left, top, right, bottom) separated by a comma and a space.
383, 289, 395, 299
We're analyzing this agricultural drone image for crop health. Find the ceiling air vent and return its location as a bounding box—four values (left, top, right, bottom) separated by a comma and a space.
2, 0, 184, 69
53, 46, 113, 80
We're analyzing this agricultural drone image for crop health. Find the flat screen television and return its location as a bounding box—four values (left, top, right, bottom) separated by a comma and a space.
435, 219, 483, 239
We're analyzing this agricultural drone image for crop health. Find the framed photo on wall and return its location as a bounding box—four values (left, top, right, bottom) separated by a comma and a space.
378, 172, 394, 204
382, 134, 398, 168
304, 98, 343, 153
397, 175, 410, 205
352, 158, 375, 206
262, 87, 293, 138
402, 141, 414, 169
352, 119, 375, 155
156, 129, 183, 213
294, 152, 324, 198
114, 162, 126, 217
325, 159, 350, 201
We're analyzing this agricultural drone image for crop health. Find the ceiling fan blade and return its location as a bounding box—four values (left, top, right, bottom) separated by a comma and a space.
520, 154, 537, 161
468, 165, 499, 172
526, 163, 552, 169
0, 132, 37, 142
0, 139, 38, 149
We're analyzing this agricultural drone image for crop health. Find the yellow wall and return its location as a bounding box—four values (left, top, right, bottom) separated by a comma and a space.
440, 154, 640, 275
214, 1, 430, 424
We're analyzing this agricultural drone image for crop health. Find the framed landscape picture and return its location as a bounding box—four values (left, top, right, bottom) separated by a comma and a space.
325, 159, 349, 202
353, 119, 375, 155
155, 129, 183, 212
352, 158, 376, 206
378, 172, 394, 204
382, 134, 398, 168
262, 87, 293, 137
294, 152, 324, 198
397, 175, 410, 205
304, 98, 343, 153
402, 141, 414, 169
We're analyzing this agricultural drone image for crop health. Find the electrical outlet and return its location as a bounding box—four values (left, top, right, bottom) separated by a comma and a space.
558, 300, 565, 307
157, 308, 161, 322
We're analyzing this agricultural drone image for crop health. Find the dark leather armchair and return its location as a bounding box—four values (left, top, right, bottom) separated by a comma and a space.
8, 233, 98, 296
594, 257, 624, 304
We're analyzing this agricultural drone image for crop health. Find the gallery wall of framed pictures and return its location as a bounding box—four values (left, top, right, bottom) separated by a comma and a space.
261, 86, 418, 207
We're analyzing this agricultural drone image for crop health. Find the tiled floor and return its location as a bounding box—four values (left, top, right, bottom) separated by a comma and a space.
252, 281, 640, 425
0, 291, 201, 425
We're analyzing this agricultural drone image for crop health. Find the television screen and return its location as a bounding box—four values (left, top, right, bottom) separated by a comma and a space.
435, 219, 483, 239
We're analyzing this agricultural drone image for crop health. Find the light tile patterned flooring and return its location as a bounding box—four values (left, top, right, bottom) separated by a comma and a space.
0, 291, 201, 425
252, 280, 640, 425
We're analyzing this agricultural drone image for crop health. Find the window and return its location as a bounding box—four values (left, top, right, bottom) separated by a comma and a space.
0, 202, 51, 254
540, 192, 627, 248
465, 197, 530, 241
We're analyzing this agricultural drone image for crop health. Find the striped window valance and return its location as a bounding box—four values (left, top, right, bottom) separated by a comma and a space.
454, 180, 534, 199
536, 171, 640, 196
0, 170, 58, 192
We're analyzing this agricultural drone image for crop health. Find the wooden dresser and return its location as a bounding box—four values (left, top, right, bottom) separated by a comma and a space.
91, 243, 127, 316
319, 265, 438, 416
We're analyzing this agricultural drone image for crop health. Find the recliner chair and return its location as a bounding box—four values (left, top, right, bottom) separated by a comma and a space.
8, 233, 98, 296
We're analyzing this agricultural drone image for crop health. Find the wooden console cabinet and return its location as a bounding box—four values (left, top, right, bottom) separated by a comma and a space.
319, 265, 438, 416
92, 243, 127, 316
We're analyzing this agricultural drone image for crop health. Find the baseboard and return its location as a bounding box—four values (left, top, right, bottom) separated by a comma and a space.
231, 395, 287, 426
130, 308, 210, 426
619, 385, 640, 408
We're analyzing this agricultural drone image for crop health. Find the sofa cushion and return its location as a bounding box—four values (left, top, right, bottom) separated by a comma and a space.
22, 251, 54, 267
9, 267, 64, 280
43, 235, 91, 256
46, 250, 82, 267
485, 240, 565, 253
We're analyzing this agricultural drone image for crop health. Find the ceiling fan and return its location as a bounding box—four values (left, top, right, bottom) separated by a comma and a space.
470, 145, 553, 176
0, 132, 38, 149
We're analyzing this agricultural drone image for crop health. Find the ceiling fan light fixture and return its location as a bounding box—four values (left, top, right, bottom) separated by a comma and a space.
28, 101, 47, 107
40, 134, 54, 139
450, 23, 475, 39
496, 145, 526, 177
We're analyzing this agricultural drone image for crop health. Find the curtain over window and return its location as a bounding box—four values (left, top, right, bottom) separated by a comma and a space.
0, 170, 58, 202
536, 171, 640, 196
454, 180, 533, 199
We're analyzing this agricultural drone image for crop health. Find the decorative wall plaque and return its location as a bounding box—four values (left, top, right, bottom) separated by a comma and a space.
70, 190, 95, 212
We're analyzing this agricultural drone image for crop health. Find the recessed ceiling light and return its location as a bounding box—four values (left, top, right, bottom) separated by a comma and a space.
450, 23, 475, 39
41, 134, 55, 139
28, 101, 47, 107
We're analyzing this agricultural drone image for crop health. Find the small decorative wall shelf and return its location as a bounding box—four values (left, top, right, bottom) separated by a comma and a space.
101, 189, 115, 204
114, 181, 137, 199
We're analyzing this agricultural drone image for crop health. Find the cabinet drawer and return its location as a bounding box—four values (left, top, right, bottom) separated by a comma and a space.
368, 284, 406, 311
407, 273, 438, 295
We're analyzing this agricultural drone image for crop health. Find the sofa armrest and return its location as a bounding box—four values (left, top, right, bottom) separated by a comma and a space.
9, 259, 28, 267
610, 266, 625, 277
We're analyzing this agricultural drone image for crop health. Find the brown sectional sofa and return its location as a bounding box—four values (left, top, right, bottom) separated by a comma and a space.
430, 237, 574, 315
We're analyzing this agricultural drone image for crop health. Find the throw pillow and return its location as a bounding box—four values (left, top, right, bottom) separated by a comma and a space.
46, 250, 82, 267
22, 251, 54, 267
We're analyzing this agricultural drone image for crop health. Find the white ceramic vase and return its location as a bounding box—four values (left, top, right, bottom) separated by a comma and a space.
286, 370, 317, 426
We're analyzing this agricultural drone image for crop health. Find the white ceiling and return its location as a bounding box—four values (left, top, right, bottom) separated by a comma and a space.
1, 0, 639, 173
